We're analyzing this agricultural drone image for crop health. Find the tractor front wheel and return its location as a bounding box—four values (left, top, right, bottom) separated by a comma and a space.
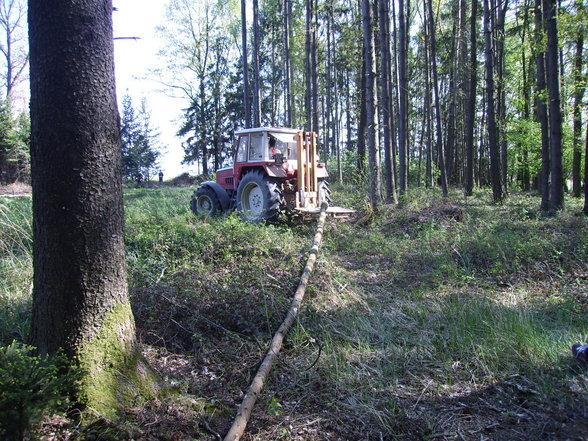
191, 186, 222, 216
236, 170, 282, 222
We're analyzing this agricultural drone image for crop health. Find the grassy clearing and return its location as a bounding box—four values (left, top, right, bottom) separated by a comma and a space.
1, 186, 587, 439
300, 187, 588, 438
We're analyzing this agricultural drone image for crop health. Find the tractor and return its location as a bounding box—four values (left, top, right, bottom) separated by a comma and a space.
190, 127, 352, 222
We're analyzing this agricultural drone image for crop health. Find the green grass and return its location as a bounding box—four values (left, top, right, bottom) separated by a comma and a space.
1, 186, 588, 438
0, 197, 32, 344
298, 187, 588, 434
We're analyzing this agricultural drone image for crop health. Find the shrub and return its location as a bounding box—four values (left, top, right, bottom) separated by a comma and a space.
0, 342, 69, 440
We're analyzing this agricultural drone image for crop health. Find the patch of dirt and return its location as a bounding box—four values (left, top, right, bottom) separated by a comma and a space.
0, 182, 31, 196
408, 203, 465, 224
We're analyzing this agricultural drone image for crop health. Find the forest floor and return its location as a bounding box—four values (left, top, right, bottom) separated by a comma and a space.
0, 182, 31, 197
1, 185, 588, 440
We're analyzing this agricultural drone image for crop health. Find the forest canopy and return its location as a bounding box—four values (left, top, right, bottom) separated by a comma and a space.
156, 0, 587, 211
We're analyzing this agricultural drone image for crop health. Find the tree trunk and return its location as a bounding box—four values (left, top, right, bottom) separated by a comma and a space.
534, 0, 549, 210
362, 0, 379, 209
241, 0, 251, 128
545, 0, 563, 212
398, 0, 408, 196
357, 40, 367, 171
29, 0, 158, 416
571, 0, 584, 198
519, 0, 532, 191
311, 1, 319, 134
283, 0, 293, 127
252, 0, 261, 127
584, 119, 588, 214
494, 0, 509, 193
305, 0, 313, 131
379, 0, 397, 204
484, 0, 503, 202
465, 0, 478, 196
426, 0, 448, 197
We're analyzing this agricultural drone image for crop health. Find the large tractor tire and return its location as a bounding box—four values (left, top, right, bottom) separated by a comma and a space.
236, 170, 282, 223
191, 186, 222, 216
318, 179, 332, 206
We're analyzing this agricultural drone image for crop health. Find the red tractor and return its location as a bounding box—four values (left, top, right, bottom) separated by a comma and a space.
190, 127, 347, 222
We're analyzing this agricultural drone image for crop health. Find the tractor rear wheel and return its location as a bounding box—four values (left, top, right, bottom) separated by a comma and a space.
191, 186, 222, 216
236, 170, 282, 222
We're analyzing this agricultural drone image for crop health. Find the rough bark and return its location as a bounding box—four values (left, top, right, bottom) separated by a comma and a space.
28, 0, 159, 416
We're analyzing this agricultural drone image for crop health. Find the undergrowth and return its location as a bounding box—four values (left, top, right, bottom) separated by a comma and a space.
1, 186, 587, 439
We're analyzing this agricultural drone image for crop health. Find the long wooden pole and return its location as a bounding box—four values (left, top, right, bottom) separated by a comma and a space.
224, 203, 329, 441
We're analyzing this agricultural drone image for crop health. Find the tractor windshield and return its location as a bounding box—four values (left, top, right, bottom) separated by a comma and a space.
269, 132, 297, 160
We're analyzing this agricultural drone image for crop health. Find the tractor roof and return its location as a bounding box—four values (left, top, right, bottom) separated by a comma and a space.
235, 127, 299, 135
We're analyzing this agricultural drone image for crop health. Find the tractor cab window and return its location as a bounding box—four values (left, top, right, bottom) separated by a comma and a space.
249, 132, 264, 161
236, 135, 248, 163
269, 132, 297, 160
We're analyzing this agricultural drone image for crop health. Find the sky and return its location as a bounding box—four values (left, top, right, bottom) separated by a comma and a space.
112, 0, 198, 178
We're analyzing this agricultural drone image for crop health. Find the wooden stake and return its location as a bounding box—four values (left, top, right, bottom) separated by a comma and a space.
223, 203, 329, 441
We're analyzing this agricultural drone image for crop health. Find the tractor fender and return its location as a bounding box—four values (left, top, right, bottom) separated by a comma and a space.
200, 181, 231, 211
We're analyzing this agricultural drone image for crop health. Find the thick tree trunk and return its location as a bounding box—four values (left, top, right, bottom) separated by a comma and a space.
29, 0, 158, 416
545, 0, 563, 212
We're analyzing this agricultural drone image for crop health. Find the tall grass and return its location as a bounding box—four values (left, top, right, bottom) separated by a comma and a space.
0, 197, 33, 344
